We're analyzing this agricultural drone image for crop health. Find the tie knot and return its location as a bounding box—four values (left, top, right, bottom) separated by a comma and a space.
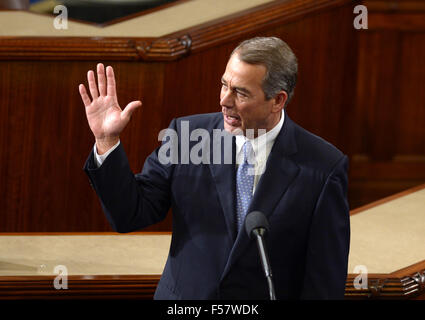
242, 141, 254, 164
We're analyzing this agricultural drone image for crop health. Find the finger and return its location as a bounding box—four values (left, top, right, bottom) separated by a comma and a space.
87, 70, 99, 100
79, 84, 91, 107
97, 63, 106, 96
106, 66, 116, 97
121, 100, 142, 121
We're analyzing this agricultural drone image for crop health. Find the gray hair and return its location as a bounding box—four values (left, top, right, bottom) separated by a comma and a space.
231, 37, 298, 105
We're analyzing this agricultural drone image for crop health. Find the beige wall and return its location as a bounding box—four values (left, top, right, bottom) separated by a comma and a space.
348, 188, 425, 274
0, 0, 273, 37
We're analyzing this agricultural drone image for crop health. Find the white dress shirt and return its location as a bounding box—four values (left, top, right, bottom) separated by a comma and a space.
93, 139, 120, 167
235, 110, 284, 194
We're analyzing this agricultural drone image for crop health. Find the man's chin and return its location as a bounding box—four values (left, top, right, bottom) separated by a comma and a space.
223, 122, 244, 136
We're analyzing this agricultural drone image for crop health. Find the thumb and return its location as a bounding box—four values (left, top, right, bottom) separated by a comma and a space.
121, 100, 142, 121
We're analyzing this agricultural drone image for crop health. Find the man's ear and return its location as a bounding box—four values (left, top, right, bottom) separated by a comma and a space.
272, 90, 288, 112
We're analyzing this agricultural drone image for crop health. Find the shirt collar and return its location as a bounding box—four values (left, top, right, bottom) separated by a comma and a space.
235, 110, 285, 163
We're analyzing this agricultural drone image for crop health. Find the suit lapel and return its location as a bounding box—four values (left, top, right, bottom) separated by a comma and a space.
248, 128, 299, 221
219, 114, 300, 281
209, 121, 237, 243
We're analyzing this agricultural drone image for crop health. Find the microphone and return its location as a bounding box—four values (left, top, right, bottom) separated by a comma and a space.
245, 211, 276, 300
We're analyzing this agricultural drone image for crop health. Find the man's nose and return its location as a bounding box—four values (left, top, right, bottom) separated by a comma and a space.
220, 90, 234, 108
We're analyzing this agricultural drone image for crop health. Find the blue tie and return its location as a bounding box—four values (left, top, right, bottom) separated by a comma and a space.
236, 141, 255, 231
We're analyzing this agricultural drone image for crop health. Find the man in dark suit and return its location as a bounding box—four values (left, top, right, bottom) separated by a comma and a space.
79, 37, 350, 299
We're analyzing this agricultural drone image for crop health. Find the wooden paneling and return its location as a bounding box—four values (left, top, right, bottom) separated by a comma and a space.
0, 275, 159, 299
0, 60, 171, 231
0, 0, 28, 9
347, 1, 425, 208
396, 34, 425, 154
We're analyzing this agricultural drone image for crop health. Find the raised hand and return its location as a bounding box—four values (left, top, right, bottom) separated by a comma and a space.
79, 63, 142, 154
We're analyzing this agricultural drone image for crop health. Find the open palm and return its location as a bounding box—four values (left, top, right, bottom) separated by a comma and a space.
79, 63, 141, 152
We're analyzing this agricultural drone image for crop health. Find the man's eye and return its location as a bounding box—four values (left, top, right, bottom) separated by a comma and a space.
236, 91, 247, 98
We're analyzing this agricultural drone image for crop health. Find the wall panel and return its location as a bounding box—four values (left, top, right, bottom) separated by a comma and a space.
0, 60, 169, 231
348, 1, 425, 208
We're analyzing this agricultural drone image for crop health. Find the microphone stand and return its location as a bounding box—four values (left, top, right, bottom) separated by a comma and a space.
253, 228, 276, 300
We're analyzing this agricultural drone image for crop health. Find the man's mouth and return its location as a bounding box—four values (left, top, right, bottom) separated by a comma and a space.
226, 114, 240, 120
224, 113, 241, 126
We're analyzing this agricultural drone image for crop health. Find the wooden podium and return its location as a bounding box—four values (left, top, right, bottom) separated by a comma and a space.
345, 184, 425, 299
1, 185, 424, 299
0, 232, 170, 299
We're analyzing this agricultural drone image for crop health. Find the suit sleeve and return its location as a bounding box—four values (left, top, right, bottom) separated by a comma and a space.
301, 155, 350, 299
83, 120, 176, 233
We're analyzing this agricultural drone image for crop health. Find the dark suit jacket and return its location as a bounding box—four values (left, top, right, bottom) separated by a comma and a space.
84, 111, 350, 300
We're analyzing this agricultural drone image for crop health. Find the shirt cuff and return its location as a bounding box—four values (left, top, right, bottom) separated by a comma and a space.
93, 140, 121, 167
